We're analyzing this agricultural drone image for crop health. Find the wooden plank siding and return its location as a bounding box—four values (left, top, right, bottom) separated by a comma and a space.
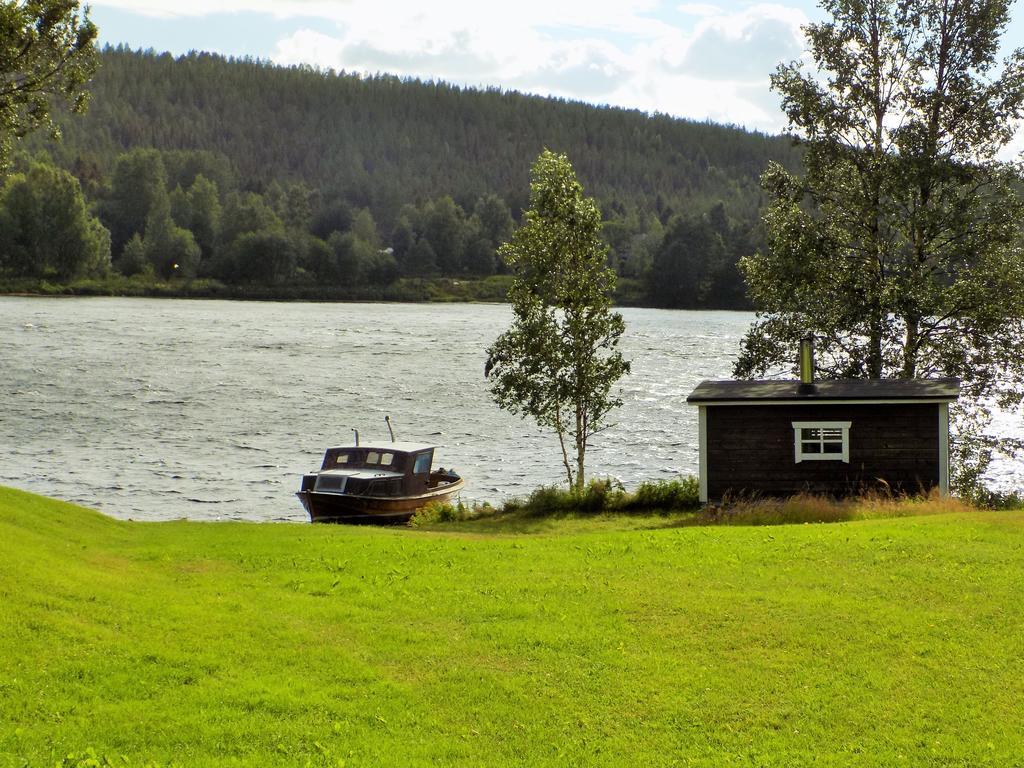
706, 403, 940, 500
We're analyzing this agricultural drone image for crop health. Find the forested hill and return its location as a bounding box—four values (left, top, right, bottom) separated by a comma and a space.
13, 46, 802, 307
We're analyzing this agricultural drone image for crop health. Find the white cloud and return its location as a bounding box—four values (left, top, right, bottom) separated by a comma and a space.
91, 0, 349, 19
677, 3, 722, 17
677, 4, 806, 80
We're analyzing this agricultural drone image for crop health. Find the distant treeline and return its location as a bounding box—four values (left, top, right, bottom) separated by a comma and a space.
2, 47, 802, 306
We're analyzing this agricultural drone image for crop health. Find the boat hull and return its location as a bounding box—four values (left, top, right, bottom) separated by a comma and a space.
297, 477, 464, 524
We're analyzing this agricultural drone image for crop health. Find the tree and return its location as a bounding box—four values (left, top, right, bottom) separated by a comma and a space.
406, 236, 438, 276
104, 149, 168, 255
462, 235, 496, 275
350, 208, 379, 248
311, 196, 353, 240
423, 196, 466, 274
228, 230, 296, 284
185, 174, 221, 262
168, 184, 190, 229
486, 150, 629, 492
648, 213, 727, 308
281, 181, 313, 232
0, 1, 98, 172
389, 216, 416, 268
161, 149, 234, 195
217, 191, 282, 250
736, 0, 1024, 491
143, 195, 200, 279
0, 161, 108, 279
115, 232, 147, 276
472, 193, 514, 248
327, 231, 365, 284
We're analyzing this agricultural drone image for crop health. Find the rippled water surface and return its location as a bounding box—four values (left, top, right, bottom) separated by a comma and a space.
1, 297, 1020, 521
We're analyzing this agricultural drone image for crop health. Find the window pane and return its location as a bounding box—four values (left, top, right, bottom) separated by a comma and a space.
821, 429, 843, 440
381, 452, 394, 465
822, 442, 843, 454
366, 451, 379, 464
802, 428, 821, 440
413, 453, 431, 474
802, 442, 822, 453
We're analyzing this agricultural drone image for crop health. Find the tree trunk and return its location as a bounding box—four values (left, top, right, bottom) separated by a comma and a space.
575, 403, 586, 493
866, 5, 886, 382
554, 408, 575, 489
868, 307, 884, 378
902, 315, 919, 379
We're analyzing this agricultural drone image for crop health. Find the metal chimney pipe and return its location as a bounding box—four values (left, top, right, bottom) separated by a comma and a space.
798, 334, 816, 394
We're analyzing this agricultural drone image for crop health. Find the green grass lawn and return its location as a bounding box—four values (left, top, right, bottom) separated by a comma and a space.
1, 486, 1023, 767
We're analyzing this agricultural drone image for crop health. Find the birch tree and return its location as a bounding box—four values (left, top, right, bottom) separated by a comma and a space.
0, 1, 98, 171
736, 0, 1024, 491
486, 150, 630, 492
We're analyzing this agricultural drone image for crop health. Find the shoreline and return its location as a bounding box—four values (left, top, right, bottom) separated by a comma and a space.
0, 273, 738, 311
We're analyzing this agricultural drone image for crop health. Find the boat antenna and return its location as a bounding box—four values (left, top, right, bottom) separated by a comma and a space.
352, 428, 359, 446
385, 415, 396, 443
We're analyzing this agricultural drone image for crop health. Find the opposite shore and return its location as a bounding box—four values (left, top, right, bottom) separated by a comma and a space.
0, 273, 658, 307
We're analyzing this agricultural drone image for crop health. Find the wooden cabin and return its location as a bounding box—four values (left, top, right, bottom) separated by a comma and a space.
686, 340, 960, 502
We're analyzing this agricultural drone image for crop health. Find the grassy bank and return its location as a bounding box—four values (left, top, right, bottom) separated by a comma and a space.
0, 274, 509, 303
2, 487, 1023, 766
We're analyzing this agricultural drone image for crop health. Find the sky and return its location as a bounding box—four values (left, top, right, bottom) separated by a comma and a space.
86, 0, 1024, 138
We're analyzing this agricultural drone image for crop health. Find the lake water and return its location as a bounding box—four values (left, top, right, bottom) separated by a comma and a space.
1, 297, 1020, 521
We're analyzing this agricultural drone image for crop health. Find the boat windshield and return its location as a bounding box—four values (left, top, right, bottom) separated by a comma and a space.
413, 452, 431, 474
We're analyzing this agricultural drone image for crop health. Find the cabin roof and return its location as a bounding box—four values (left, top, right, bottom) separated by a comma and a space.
325, 441, 438, 454
687, 378, 960, 404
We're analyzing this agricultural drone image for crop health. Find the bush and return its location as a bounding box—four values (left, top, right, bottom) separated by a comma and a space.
409, 499, 497, 526
494, 477, 699, 518
624, 477, 701, 512
960, 486, 1024, 510
499, 479, 626, 517
500, 485, 573, 516
410, 500, 463, 525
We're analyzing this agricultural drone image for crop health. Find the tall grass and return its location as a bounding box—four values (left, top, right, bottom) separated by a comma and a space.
413, 480, 985, 529
696, 488, 974, 526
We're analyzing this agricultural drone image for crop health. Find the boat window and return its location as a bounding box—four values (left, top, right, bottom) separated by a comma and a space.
381, 452, 394, 466
335, 453, 351, 465
367, 478, 402, 497
366, 451, 380, 465
314, 475, 346, 493
413, 453, 431, 474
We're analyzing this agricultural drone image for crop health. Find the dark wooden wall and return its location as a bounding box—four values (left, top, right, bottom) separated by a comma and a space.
706, 403, 940, 499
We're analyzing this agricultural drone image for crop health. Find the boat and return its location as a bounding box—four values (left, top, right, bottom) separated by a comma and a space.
297, 440, 464, 524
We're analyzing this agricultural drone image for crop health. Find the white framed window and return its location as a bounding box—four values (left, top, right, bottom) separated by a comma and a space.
792, 421, 851, 463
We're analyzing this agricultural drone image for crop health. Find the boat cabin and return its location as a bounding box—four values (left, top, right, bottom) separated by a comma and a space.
309, 441, 439, 498
686, 339, 960, 502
